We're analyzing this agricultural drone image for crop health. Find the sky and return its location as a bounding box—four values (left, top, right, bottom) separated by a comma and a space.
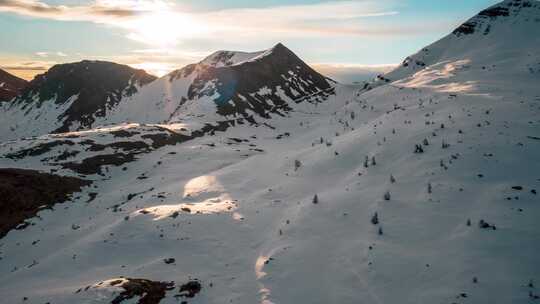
0, 0, 500, 82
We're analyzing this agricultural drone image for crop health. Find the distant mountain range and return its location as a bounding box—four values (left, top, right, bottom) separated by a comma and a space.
0, 43, 333, 141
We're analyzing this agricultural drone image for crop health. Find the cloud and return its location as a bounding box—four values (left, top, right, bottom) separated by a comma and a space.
0, 0, 144, 20
0, 61, 52, 81
312, 63, 397, 83
34, 51, 68, 58
0, 65, 48, 71
196, 1, 405, 39
0, 0, 411, 47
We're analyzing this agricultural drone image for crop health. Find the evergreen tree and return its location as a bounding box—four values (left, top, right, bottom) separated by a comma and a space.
294, 159, 302, 171
371, 212, 379, 225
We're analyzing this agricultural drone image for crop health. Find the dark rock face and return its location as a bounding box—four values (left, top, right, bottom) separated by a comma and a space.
179, 43, 334, 121
108, 278, 175, 304
177, 280, 202, 298
1, 121, 246, 177
201, 50, 244, 67
0, 168, 90, 238
86, 278, 202, 304
12, 61, 156, 132
453, 0, 538, 36
0, 69, 27, 102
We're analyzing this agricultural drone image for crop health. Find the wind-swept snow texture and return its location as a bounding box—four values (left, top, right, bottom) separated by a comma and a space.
0, 1, 540, 303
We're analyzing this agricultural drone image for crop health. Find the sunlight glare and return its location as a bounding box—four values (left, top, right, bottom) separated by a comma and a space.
127, 10, 208, 47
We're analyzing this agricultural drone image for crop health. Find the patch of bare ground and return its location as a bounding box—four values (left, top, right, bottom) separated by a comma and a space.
0, 168, 90, 238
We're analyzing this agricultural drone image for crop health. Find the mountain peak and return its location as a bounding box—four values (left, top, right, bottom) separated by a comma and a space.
271, 42, 287, 51
185, 42, 333, 120
198, 43, 295, 69
199, 50, 266, 68
7, 60, 157, 135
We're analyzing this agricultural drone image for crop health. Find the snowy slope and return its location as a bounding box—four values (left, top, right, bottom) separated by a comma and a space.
366, 0, 540, 90
0, 1, 540, 304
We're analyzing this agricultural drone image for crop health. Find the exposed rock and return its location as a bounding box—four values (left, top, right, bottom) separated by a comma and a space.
0, 168, 90, 238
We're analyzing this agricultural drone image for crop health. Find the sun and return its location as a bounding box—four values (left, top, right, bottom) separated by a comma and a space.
131, 62, 172, 77
127, 10, 207, 48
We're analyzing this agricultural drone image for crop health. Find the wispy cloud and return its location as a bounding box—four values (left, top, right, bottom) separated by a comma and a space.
33, 51, 69, 58
0, 0, 411, 47
0, 59, 52, 79
0, 65, 48, 71
312, 63, 397, 83
0, 0, 146, 20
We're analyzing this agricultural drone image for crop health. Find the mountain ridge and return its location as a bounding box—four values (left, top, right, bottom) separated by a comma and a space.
0, 68, 28, 102
365, 0, 540, 90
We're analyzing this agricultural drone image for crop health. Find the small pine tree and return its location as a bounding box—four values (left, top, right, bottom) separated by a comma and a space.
371, 212, 379, 225
428, 182, 432, 194
378, 226, 383, 235
423, 138, 429, 146
473, 277, 478, 283
383, 191, 391, 201
390, 175, 396, 183
467, 219, 471, 226
371, 156, 377, 166
312, 194, 319, 204
364, 156, 369, 168
294, 159, 302, 171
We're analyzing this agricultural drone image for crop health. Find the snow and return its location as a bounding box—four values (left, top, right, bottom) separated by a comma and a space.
200, 50, 266, 68
0, 93, 79, 141
0, 2, 539, 303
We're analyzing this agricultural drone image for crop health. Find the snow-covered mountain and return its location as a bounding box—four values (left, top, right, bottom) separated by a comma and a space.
0, 68, 27, 102
0, 61, 156, 140
0, 44, 334, 142
0, 1, 539, 304
366, 0, 540, 90
97, 43, 335, 128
